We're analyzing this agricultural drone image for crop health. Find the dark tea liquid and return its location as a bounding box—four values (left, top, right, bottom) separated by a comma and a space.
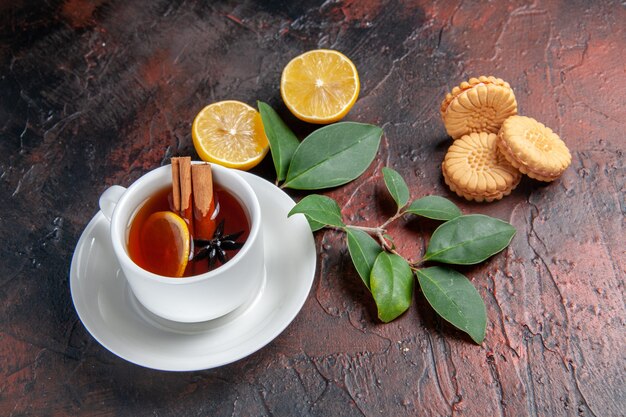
127, 186, 250, 277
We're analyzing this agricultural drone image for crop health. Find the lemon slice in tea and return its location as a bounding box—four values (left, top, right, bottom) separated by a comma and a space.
140, 211, 190, 277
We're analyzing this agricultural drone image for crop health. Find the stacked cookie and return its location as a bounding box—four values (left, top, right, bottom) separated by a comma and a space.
497, 115, 571, 182
440, 76, 571, 202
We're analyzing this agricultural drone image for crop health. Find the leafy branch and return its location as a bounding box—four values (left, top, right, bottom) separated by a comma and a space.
288, 170, 515, 344
258, 102, 516, 344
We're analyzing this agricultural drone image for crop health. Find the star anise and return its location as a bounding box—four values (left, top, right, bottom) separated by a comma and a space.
193, 219, 245, 269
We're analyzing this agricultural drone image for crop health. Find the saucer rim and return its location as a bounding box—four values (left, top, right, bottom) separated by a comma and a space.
70, 171, 316, 371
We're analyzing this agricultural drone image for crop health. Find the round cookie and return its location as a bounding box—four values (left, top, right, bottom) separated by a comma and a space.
497, 115, 571, 182
443, 132, 522, 202
441, 76, 518, 140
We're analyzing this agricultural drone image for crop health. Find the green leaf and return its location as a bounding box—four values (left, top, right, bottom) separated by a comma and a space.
423, 214, 515, 264
283, 122, 383, 190
306, 218, 326, 232
416, 266, 486, 344
406, 196, 462, 221
370, 252, 414, 322
288, 194, 345, 229
258, 101, 300, 182
382, 167, 409, 209
346, 228, 382, 289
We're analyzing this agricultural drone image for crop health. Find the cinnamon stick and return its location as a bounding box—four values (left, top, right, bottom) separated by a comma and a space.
171, 156, 194, 235
191, 163, 217, 240
171, 157, 181, 213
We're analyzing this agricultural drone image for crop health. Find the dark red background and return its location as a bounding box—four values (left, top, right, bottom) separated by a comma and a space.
1, 1, 624, 415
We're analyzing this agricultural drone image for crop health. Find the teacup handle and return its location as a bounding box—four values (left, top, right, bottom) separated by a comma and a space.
99, 185, 127, 222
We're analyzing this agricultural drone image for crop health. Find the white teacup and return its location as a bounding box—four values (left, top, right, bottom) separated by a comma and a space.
99, 163, 264, 323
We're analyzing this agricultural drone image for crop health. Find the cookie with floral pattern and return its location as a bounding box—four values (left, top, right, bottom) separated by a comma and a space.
441, 76, 518, 140
443, 132, 521, 202
497, 115, 571, 182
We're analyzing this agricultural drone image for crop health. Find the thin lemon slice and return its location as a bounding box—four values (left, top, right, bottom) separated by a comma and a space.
140, 211, 190, 277
192, 100, 269, 170
280, 49, 360, 124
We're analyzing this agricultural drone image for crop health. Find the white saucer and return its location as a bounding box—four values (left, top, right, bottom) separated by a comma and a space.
70, 171, 316, 371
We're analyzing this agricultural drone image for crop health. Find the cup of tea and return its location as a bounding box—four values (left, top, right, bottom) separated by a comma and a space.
98, 163, 264, 323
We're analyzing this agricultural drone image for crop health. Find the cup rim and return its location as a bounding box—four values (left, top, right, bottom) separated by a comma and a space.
110, 163, 261, 285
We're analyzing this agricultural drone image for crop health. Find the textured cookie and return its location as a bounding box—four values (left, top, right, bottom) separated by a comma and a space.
442, 132, 522, 202
440, 76, 518, 139
497, 115, 571, 182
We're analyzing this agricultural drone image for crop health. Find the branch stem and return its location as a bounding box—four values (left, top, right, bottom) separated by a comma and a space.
327, 209, 424, 266
379, 208, 404, 229
346, 224, 383, 234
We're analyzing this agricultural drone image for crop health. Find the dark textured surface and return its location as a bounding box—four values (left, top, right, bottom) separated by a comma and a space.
1, 1, 625, 416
